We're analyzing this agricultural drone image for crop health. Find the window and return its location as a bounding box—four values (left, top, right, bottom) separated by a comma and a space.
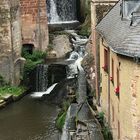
117, 68, 119, 87
111, 58, 114, 83
118, 121, 120, 139
102, 48, 108, 72
115, 68, 120, 99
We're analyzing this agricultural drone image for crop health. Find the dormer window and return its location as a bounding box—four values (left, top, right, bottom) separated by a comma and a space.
130, 12, 140, 26
121, 0, 140, 20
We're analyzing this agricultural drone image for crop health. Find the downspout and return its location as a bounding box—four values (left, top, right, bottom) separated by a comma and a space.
91, 1, 100, 105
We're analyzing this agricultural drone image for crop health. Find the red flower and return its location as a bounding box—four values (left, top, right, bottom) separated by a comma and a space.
115, 86, 119, 94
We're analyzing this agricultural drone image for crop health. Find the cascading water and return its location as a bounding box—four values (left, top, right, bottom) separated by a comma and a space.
31, 64, 67, 98
35, 64, 48, 92
47, 0, 60, 23
47, 0, 78, 24
66, 31, 88, 78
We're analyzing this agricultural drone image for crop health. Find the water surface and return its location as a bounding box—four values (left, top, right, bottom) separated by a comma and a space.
0, 95, 60, 140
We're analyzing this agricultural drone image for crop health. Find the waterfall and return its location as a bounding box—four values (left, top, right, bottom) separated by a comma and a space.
31, 64, 67, 98
48, 0, 60, 23
35, 64, 48, 92
66, 31, 88, 78
47, 0, 78, 24
31, 83, 58, 98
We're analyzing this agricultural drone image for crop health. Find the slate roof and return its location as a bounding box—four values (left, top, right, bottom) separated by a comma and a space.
96, 0, 140, 58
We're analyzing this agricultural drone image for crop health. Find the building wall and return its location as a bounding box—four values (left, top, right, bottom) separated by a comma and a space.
20, 0, 49, 51
99, 38, 109, 115
91, 0, 117, 102
100, 36, 140, 140
0, 0, 23, 85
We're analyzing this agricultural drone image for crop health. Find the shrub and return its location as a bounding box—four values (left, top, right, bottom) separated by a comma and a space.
0, 86, 26, 96
96, 112, 113, 140
21, 50, 47, 87
56, 112, 67, 131
22, 50, 47, 61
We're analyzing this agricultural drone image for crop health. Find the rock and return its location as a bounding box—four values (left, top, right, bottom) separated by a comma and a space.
1, 94, 13, 104
47, 50, 57, 58
0, 101, 6, 109
0, 99, 4, 104
52, 35, 72, 58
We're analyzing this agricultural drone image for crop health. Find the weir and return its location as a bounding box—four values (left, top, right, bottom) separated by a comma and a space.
47, 0, 77, 23
47, 0, 79, 29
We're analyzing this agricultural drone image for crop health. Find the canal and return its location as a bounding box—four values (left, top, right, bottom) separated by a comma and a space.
0, 95, 60, 140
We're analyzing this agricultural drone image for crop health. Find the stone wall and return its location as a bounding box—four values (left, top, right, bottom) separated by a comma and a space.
20, 0, 49, 51
0, 0, 24, 85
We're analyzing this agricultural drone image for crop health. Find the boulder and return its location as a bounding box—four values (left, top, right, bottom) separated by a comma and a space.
52, 35, 72, 58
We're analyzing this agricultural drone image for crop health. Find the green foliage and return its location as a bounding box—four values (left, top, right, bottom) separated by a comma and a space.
62, 100, 70, 112
102, 125, 113, 140
97, 112, 113, 140
78, 14, 91, 37
56, 100, 71, 131
0, 86, 26, 97
22, 49, 47, 61
22, 50, 47, 87
98, 111, 105, 125
56, 112, 67, 131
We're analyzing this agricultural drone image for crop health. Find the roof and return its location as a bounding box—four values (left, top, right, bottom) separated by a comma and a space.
96, 0, 140, 58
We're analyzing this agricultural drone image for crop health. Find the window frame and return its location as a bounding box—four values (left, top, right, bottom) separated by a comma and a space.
111, 58, 114, 83
103, 48, 109, 73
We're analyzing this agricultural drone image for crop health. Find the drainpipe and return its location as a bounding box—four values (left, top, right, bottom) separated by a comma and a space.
91, 1, 100, 105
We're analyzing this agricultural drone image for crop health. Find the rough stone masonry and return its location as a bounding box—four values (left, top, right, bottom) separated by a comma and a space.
0, 0, 49, 85
0, 0, 24, 85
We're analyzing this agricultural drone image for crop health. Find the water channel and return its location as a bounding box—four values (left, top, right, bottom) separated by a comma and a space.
0, 31, 88, 140
0, 95, 60, 140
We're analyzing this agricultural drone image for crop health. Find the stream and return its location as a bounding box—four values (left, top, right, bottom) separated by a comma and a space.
0, 95, 60, 140
0, 31, 87, 140
0, 30, 103, 140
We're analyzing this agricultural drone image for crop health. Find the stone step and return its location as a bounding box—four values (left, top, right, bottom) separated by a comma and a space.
1, 94, 13, 102
0, 99, 4, 104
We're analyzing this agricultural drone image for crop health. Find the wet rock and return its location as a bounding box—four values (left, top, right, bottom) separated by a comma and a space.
52, 35, 72, 58
47, 50, 57, 58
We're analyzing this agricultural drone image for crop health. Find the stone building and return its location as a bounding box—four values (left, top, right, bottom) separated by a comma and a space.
20, 0, 49, 51
94, 0, 140, 139
0, 0, 24, 85
91, 0, 118, 103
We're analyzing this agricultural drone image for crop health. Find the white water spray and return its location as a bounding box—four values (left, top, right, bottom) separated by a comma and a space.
31, 83, 58, 98
49, 0, 60, 23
